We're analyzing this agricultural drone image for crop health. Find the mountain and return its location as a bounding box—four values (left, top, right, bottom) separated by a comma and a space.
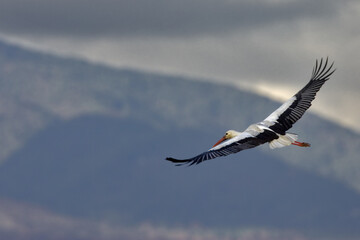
0, 197, 312, 240
0, 40, 360, 238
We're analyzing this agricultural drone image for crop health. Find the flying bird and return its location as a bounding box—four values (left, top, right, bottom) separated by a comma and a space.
166, 58, 335, 166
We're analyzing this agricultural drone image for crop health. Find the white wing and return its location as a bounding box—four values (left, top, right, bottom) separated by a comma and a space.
166, 132, 261, 166
263, 58, 335, 134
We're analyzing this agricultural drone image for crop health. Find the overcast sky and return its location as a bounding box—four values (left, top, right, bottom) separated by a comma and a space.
0, 0, 359, 131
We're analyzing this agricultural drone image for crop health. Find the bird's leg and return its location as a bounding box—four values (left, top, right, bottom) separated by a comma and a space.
291, 141, 311, 147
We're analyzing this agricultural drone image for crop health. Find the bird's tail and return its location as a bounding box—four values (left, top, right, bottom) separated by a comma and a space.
269, 133, 298, 149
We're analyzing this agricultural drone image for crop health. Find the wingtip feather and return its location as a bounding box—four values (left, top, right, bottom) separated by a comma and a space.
311, 57, 335, 81
165, 157, 191, 166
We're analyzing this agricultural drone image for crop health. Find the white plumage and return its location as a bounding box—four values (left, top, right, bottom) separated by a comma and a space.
167, 58, 335, 166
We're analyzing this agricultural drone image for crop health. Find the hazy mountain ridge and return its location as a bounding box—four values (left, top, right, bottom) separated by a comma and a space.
0, 40, 359, 190
1, 115, 360, 236
1, 40, 360, 237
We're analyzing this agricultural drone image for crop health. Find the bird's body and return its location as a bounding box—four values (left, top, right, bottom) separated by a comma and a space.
166, 58, 335, 166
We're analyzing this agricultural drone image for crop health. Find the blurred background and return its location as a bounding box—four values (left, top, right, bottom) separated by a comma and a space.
0, 0, 359, 239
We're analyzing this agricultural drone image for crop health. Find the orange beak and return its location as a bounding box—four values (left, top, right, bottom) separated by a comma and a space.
212, 136, 226, 147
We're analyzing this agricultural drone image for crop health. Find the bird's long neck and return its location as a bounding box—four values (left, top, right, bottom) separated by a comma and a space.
228, 130, 242, 138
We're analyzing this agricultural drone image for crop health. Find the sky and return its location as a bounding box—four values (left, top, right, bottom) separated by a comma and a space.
0, 0, 359, 131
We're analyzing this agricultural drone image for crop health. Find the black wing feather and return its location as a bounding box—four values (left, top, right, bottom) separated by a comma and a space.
166, 139, 257, 166
166, 137, 256, 166
166, 130, 277, 166
267, 57, 335, 134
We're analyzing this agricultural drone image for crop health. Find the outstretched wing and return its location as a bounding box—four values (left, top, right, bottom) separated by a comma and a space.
166, 131, 269, 166
263, 58, 335, 134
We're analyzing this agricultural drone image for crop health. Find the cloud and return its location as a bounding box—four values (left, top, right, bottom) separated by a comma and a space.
0, 0, 346, 37
0, 0, 360, 131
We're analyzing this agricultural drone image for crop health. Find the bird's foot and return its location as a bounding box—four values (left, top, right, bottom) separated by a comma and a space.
291, 141, 311, 147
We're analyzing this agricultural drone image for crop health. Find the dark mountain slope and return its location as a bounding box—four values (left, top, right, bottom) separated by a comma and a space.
0, 40, 359, 194
0, 115, 359, 235
1, 40, 360, 237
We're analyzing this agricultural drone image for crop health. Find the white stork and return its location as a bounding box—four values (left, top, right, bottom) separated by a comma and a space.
166, 58, 335, 166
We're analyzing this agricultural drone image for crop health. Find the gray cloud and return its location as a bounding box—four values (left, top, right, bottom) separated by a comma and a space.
0, 0, 344, 37
0, 0, 359, 131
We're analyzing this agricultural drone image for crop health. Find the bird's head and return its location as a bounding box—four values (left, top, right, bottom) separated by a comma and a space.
212, 130, 241, 147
